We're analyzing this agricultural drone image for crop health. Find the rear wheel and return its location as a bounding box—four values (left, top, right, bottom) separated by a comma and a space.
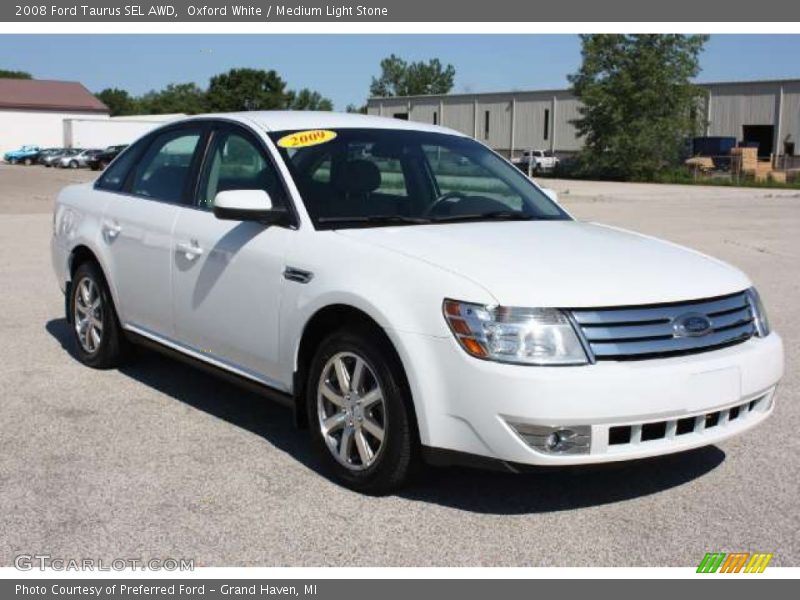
307, 329, 418, 494
69, 160, 78, 169
24, 157, 33, 166
69, 261, 127, 369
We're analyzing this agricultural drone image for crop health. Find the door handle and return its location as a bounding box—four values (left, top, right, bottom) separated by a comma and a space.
102, 221, 121, 240
176, 240, 204, 261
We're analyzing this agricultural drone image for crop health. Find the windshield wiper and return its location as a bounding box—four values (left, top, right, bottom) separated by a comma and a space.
317, 215, 432, 227
430, 211, 537, 223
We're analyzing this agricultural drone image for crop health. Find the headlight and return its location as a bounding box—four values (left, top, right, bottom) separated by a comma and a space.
746, 287, 770, 337
443, 299, 589, 365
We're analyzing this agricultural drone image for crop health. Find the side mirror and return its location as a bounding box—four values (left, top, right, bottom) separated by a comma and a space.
213, 189, 288, 224
542, 188, 559, 204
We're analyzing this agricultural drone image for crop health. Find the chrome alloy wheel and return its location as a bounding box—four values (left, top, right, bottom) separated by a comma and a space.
73, 277, 104, 353
317, 352, 387, 471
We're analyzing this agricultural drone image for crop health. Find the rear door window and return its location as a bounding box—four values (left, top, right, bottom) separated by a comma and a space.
129, 129, 203, 204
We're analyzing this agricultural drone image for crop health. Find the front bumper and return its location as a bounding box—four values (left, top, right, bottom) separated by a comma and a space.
393, 329, 784, 466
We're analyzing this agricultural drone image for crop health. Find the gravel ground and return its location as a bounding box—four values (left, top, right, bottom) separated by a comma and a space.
0, 164, 797, 567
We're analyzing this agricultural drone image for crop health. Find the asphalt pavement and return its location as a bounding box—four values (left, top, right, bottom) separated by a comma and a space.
0, 165, 797, 566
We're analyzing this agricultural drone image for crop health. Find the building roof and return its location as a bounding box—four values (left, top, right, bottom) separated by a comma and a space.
367, 77, 800, 103
0, 79, 108, 113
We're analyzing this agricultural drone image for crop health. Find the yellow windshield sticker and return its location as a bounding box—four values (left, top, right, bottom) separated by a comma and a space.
276, 129, 337, 149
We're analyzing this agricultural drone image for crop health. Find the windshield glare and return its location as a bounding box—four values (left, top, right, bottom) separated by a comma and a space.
269, 128, 569, 229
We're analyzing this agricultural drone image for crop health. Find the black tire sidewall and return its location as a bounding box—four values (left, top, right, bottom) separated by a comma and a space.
69, 262, 124, 369
306, 329, 417, 494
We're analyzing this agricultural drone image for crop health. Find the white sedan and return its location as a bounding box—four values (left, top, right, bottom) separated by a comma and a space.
51, 112, 783, 493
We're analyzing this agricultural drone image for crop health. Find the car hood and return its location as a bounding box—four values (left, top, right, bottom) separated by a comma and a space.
336, 221, 751, 307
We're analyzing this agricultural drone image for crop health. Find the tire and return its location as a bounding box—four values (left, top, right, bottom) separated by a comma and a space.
69, 160, 78, 169
69, 261, 127, 369
24, 157, 33, 166
9, 159, 17, 165
306, 328, 419, 494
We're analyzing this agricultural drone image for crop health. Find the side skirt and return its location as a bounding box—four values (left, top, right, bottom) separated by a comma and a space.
124, 330, 295, 410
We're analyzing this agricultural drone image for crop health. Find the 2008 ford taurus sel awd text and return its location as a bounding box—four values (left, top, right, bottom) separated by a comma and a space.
51, 112, 784, 493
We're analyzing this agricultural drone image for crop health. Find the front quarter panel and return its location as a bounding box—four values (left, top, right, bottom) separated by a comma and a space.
279, 228, 498, 445
279, 227, 495, 374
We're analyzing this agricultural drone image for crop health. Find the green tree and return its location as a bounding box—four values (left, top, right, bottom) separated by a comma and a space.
206, 68, 288, 112
287, 88, 334, 111
346, 103, 367, 114
369, 54, 455, 97
0, 69, 32, 79
138, 83, 207, 115
95, 88, 138, 116
568, 34, 708, 180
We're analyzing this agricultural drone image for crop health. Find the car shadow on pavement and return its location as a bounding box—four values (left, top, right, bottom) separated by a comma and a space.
46, 317, 725, 515
45, 318, 321, 471
402, 446, 725, 514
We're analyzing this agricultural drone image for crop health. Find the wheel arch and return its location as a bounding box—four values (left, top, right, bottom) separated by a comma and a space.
65, 243, 120, 324
292, 303, 420, 442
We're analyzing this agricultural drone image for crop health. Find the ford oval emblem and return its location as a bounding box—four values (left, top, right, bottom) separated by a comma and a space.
673, 312, 713, 337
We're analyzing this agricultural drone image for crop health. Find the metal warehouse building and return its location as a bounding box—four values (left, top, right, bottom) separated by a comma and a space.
367, 78, 800, 160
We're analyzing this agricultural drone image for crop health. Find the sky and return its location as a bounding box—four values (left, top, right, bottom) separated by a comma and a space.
1, 34, 799, 110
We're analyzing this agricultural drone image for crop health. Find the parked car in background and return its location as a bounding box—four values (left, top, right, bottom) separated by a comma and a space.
51, 112, 783, 493
3, 145, 41, 165
43, 148, 81, 168
37, 148, 66, 166
57, 148, 102, 169
87, 145, 128, 171
513, 149, 560, 173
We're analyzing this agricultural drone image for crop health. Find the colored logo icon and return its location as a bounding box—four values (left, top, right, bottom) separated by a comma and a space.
697, 552, 773, 573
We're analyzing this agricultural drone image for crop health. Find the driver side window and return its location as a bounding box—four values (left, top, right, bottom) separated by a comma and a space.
198, 129, 286, 210
423, 145, 524, 211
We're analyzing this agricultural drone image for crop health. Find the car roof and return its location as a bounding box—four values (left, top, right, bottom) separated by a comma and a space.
178, 110, 468, 137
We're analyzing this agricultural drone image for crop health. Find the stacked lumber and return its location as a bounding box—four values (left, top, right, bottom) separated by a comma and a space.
755, 160, 773, 182
685, 156, 715, 171
731, 147, 759, 174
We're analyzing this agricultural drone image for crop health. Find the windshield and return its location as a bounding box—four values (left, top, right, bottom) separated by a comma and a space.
269, 128, 569, 229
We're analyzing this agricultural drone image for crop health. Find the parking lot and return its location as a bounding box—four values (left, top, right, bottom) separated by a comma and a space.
0, 163, 797, 567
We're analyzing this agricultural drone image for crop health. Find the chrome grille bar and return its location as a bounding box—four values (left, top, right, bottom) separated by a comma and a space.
572, 292, 749, 326
570, 291, 754, 360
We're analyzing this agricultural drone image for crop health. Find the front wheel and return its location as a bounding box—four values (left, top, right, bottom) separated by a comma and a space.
69, 262, 127, 369
69, 160, 78, 169
307, 329, 419, 494
24, 157, 33, 166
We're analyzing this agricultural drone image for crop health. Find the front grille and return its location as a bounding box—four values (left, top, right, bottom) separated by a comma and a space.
608, 395, 766, 447
570, 291, 755, 360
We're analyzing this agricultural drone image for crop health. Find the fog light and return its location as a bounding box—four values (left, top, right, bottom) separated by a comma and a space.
508, 422, 591, 455
545, 432, 560, 451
